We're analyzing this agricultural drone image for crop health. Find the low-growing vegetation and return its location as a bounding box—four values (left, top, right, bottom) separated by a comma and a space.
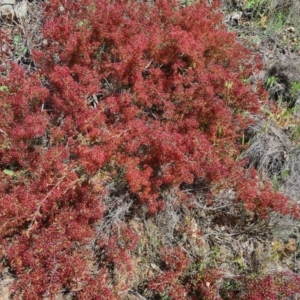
0, 0, 300, 299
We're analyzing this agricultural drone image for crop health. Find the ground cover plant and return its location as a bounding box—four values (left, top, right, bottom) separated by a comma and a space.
0, 0, 300, 299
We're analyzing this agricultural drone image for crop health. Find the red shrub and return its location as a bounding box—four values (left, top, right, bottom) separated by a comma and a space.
148, 248, 222, 300
241, 272, 300, 300
31, 0, 269, 214
0, 0, 299, 298
148, 247, 190, 299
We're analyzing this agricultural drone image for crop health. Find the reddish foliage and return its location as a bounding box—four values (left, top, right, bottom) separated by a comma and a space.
148, 247, 190, 299
148, 248, 223, 300
0, 0, 299, 298
241, 272, 300, 300
189, 267, 223, 300
31, 0, 272, 215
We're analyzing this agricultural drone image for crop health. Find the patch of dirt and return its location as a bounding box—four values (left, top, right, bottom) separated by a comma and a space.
0, 0, 44, 71
0, 269, 13, 300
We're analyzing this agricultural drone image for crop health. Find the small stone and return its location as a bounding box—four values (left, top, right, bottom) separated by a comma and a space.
0, 0, 15, 6
150, 263, 159, 271
0, 4, 15, 19
58, 5, 65, 13
286, 26, 295, 33
14, 0, 27, 20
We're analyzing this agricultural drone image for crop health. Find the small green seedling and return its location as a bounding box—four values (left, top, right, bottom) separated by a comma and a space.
245, 0, 260, 10
3, 169, 14, 176
290, 82, 300, 99
13, 35, 20, 45
265, 76, 278, 88
0, 86, 9, 92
